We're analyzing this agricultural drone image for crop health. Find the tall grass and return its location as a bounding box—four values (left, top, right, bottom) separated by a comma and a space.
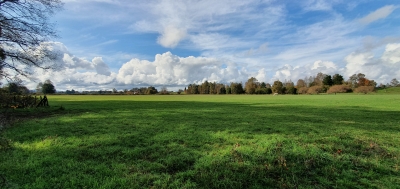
1, 95, 399, 188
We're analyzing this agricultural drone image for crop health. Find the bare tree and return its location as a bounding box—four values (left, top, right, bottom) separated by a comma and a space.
391, 78, 399, 87
0, 0, 63, 79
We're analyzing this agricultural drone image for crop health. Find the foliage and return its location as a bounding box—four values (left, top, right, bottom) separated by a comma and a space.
296, 79, 306, 88
145, 86, 158, 94
230, 82, 244, 94
332, 74, 344, 85
391, 78, 399, 87
0, 0, 63, 79
354, 86, 375, 94
272, 80, 283, 94
41, 80, 56, 94
327, 85, 352, 94
285, 86, 297, 94
159, 86, 169, 95
297, 87, 308, 94
2, 79, 29, 95
0, 95, 399, 188
312, 72, 325, 86
307, 85, 323, 94
245, 77, 258, 94
323, 75, 333, 86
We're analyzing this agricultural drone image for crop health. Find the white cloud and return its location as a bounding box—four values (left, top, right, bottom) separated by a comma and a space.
359, 5, 396, 25
132, 0, 286, 50
93, 57, 111, 76
381, 43, 400, 64
303, 0, 336, 11
271, 60, 339, 83
157, 26, 187, 48
116, 51, 249, 86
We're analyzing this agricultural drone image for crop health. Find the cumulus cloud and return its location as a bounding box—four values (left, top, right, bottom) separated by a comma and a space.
270, 42, 400, 85
7, 40, 400, 91
271, 60, 339, 83
343, 43, 400, 83
116, 52, 249, 86
18, 42, 114, 90
359, 5, 397, 25
381, 43, 400, 64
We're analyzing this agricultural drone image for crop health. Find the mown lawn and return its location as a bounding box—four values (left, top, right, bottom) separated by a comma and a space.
1, 94, 400, 188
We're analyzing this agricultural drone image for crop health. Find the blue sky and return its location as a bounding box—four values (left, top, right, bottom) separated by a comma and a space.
21, 0, 400, 91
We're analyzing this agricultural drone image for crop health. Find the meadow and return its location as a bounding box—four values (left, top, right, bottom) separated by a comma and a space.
1, 94, 400, 188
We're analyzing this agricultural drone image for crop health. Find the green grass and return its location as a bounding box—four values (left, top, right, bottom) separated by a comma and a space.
1, 94, 400, 188
376, 87, 400, 94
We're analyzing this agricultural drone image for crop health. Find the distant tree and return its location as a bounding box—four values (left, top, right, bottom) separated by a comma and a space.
187, 84, 199, 94
348, 74, 359, 89
313, 72, 325, 86
358, 77, 370, 87
327, 85, 352, 94
201, 80, 209, 94
260, 82, 267, 88
146, 86, 158, 94
296, 79, 307, 88
160, 86, 169, 95
226, 86, 232, 94
285, 86, 297, 94
210, 82, 217, 94
272, 80, 283, 94
305, 76, 313, 87
7, 82, 19, 94
230, 82, 244, 94
36, 82, 43, 93
42, 79, 56, 94
390, 78, 399, 87
266, 88, 272, 94
332, 74, 344, 85
216, 84, 226, 94
348, 73, 366, 89
323, 75, 333, 86
245, 77, 258, 94
66, 89, 76, 94
112, 88, 118, 93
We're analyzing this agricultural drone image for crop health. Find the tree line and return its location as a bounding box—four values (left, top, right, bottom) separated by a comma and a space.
184, 73, 400, 95
2, 73, 399, 96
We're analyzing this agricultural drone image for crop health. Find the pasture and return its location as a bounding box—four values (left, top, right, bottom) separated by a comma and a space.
1, 94, 400, 188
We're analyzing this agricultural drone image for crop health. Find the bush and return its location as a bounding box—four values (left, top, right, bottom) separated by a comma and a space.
327, 85, 352, 94
297, 87, 308, 94
307, 86, 323, 94
354, 86, 375, 94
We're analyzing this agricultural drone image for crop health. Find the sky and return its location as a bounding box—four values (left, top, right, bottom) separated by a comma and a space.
18, 0, 400, 91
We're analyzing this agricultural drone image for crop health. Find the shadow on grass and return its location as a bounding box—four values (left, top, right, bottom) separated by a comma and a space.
1, 100, 400, 188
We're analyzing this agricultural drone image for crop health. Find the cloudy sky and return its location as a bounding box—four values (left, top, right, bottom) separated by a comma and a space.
21, 0, 400, 91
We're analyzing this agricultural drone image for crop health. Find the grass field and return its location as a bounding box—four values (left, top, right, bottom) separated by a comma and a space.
1, 94, 400, 188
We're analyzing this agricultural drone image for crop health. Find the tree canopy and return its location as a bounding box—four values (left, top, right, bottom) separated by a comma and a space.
0, 0, 63, 79
41, 79, 56, 94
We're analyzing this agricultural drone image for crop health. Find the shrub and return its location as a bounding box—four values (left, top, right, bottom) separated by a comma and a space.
297, 87, 308, 94
327, 85, 352, 94
307, 86, 323, 94
354, 86, 375, 94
